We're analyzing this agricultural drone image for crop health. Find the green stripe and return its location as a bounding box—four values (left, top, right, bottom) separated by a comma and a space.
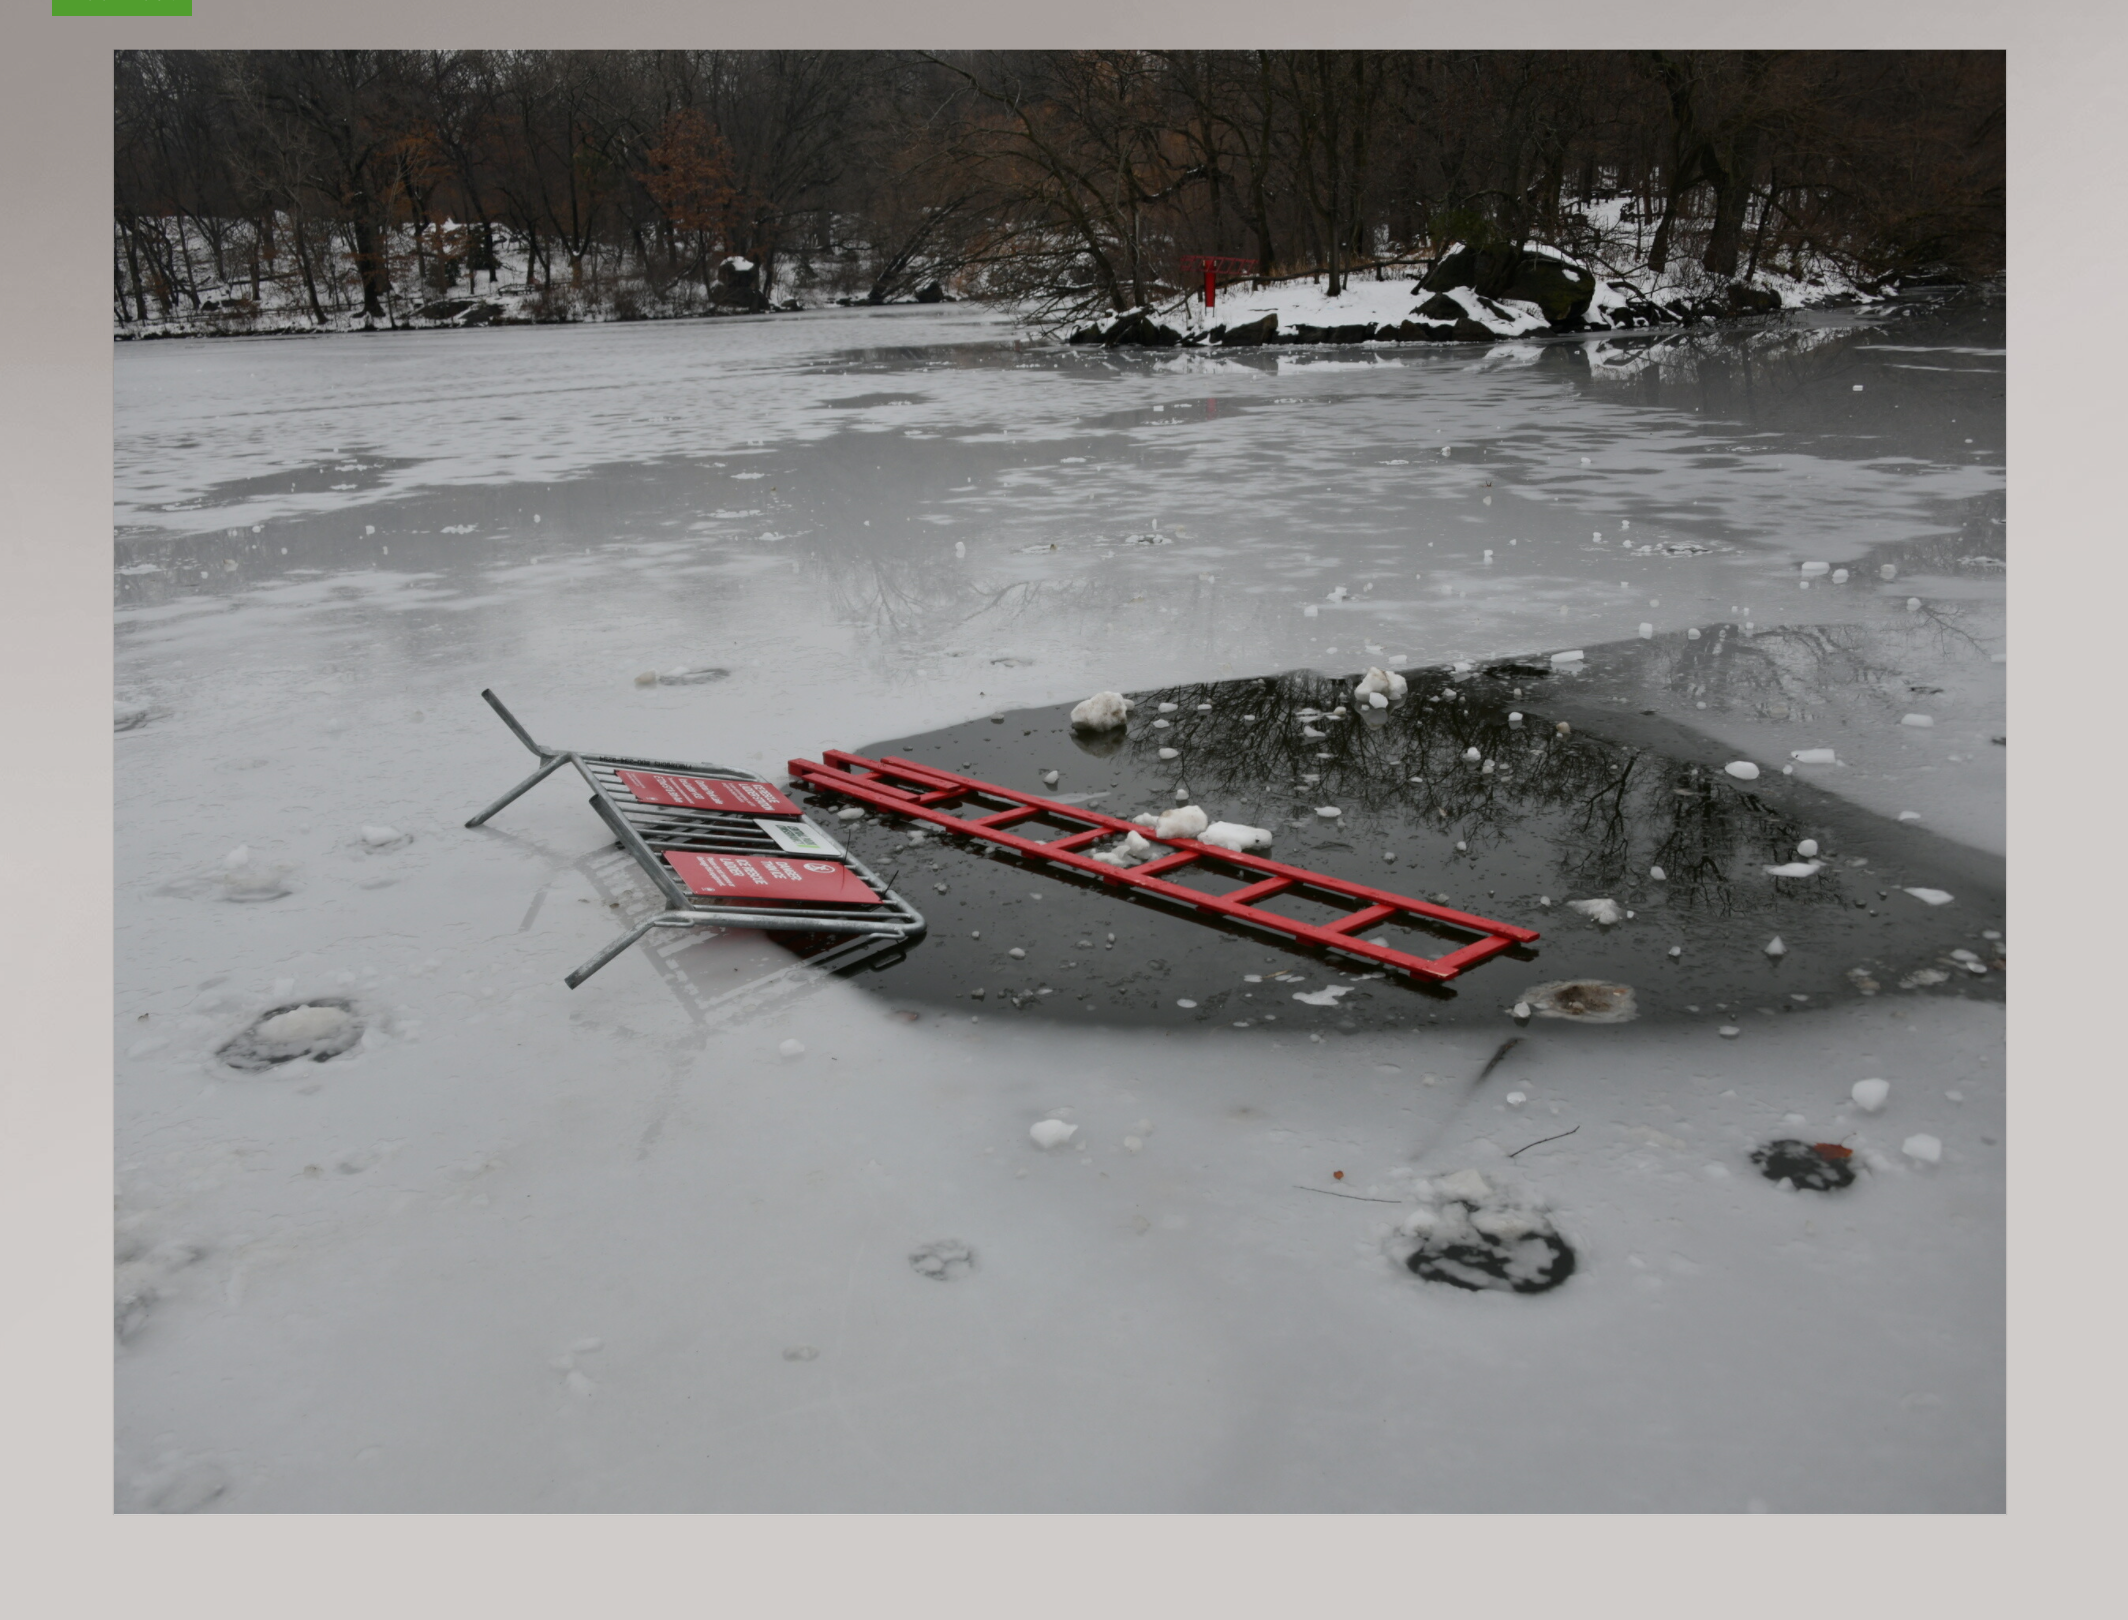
54, 0, 192, 13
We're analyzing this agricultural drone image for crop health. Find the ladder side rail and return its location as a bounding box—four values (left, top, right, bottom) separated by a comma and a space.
791, 757, 1537, 944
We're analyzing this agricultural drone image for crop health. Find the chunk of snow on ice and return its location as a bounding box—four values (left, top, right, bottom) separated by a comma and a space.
1029, 1119, 1078, 1149
1903, 887, 1954, 906
1897, 810, 1922, 822
1724, 761, 1761, 780
1434, 1169, 1491, 1203
1797, 839, 1819, 857
1764, 935, 1788, 957
1801, 561, 1830, 575
359, 825, 405, 848
1176, 999, 1197, 1009
1462, 746, 1482, 762
1313, 806, 1342, 819
223, 846, 251, 869
256, 1005, 353, 1045
1157, 747, 1179, 760
1551, 650, 1585, 664
778, 1038, 806, 1059
1852, 1078, 1890, 1112
1718, 1025, 1742, 1039
1901, 713, 1934, 728
1832, 569, 1850, 583
1902, 1134, 1942, 1165
1765, 861, 1823, 878
1649, 866, 1667, 881
1790, 748, 1838, 765
1638, 623, 1653, 638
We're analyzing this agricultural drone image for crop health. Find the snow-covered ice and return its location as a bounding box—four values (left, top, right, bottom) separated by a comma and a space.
112, 299, 2004, 1512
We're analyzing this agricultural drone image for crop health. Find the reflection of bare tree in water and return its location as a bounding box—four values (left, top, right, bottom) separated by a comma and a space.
1652, 613, 1987, 727
1568, 318, 1865, 397
1115, 665, 1847, 919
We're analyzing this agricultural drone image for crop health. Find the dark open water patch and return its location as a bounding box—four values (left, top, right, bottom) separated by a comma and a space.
807, 630, 2003, 1031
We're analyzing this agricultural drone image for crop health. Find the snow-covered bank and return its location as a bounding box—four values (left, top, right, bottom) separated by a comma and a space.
1066, 237, 1900, 350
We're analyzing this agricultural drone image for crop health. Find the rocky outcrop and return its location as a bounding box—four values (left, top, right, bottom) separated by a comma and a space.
1420, 245, 1595, 324
1215, 312, 1278, 346
913, 280, 945, 304
415, 298, 502, 326
1291, 321, 1376, 345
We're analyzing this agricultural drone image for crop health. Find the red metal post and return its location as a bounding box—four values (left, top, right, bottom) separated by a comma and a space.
1204, 262, 1217, 310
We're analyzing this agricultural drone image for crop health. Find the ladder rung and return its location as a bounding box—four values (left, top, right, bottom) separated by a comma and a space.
1327, 903, 1399, 936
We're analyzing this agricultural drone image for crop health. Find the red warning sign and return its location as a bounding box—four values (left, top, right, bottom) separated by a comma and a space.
617, 770, 802, 817
663, 851, 883, 906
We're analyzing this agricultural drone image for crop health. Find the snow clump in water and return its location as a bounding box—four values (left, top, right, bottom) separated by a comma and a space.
1200, 822, 1273, 853
1154, 804, 1209, 841
1355, 666, 1408, 703
1517, 980, 1638, 1023
1724, 761, 1761, 781
1069, 691, 1132, 732
1567, 898, 1624, 926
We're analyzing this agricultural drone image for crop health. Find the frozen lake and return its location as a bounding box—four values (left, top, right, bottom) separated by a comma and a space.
115, 299, 2004, 1511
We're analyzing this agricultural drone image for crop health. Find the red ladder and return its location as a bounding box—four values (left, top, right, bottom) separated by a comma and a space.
786, 750, 1539, 984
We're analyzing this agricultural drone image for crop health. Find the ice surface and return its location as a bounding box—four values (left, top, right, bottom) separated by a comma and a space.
112, 302, 2004, 1514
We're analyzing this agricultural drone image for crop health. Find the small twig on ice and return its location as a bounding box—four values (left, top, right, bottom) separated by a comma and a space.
1507, 1125, 1580, 1159
1293, 1184, 1403, 1204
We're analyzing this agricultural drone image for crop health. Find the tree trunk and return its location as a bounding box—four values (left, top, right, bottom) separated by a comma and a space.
121, 221, 147, 322
1746, 168, 1777, 279
1701, 128, 1761, 279
349, 211, 388, 319
292, 212, 326, 324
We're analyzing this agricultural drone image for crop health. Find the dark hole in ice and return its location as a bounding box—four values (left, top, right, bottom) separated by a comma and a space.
216, 997, 363, 1072
808, 634, 2001, 1031
1407, 1229, 1577, 1294
1750, 1138, 1857, 1191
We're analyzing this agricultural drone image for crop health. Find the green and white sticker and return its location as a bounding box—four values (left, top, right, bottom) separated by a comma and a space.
756, 817, 844, 858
